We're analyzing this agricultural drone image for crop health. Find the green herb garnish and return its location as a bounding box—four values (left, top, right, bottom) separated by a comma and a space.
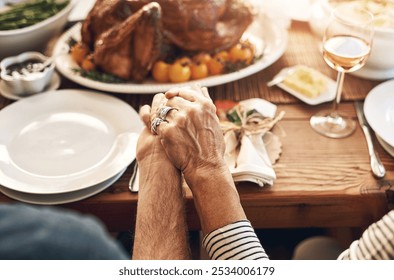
72, 68, 127, 84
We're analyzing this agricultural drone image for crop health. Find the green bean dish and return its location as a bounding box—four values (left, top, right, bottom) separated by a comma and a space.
0, 0, 70, 30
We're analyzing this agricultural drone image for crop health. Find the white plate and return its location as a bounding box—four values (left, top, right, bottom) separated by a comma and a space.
0, 89, 143, 194
364, 79, 394, 147
376, 134, 394, 158
53, 16, 288, 94
0, 167, 126, 205
0, 72, 61, 100
275, 66, 337, 105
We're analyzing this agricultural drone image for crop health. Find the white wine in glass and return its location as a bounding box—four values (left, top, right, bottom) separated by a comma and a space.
310, 6, 374, 138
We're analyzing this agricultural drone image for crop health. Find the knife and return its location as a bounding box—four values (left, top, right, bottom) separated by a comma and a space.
128, 160, 139, 192
355, 101, 386, 178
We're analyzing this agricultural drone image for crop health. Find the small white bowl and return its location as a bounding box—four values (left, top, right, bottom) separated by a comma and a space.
0, 51, 55, 96
309, 0, 394, 80
0, 0, 76, 59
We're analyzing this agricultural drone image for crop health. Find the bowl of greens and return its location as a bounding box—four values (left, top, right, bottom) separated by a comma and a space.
0, 0, 76, 59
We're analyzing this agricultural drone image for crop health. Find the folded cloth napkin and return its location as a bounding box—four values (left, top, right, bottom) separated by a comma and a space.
222, 98, 284, 187
227, 133, 276, 186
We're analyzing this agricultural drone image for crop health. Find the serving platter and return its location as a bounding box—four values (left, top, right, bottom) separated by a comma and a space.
0, 89, 143, 194
53, 15, 288, 94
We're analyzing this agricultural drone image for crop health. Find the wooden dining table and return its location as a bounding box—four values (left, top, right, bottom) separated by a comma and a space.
0, 20, 393, 237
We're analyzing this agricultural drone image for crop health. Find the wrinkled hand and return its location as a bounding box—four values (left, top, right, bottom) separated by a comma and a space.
136, 100, 169, 167
152, 86, 227, 181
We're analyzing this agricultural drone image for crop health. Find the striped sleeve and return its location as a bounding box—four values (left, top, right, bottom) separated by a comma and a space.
202, 220, 269, 260
337, 211, 394, 260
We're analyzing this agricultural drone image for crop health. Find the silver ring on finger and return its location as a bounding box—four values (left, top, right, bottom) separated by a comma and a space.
151, 117, 167, 135
158, 106, 178, 121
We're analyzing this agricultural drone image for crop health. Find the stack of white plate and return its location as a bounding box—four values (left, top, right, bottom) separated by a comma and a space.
0, 89, 143, 205
364, 79, 394, 158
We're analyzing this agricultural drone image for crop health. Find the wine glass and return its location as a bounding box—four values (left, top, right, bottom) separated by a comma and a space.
310, 5, 374, 138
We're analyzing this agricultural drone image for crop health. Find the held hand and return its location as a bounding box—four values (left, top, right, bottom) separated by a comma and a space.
150, 86, 227, 181
134, 97, 189, 260
150, 87, 246, 235
136, 102, 169, 167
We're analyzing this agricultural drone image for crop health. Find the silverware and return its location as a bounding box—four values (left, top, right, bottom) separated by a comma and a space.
355, 101, 386, 178
128, 160, 139, 192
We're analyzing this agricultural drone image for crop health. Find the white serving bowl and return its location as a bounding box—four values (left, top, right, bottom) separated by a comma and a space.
0, 51, 55, 96
309, 0, 394, 80
0, 0, 76, 59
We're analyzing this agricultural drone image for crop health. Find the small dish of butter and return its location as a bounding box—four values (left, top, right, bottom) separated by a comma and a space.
273, 65, 336, 105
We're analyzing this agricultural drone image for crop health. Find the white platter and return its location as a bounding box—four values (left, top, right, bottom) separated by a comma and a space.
364, 79, 394, 147
52, 15, 288, 94
275, 66, 336, 105
0, 72, 61, 100
0, 168, 126, 205
0, 89, 143, 194
68, 0, 95, 22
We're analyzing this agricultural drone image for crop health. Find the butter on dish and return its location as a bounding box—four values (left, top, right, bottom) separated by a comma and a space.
274, 65, 337, 105
283, 65, 327, 98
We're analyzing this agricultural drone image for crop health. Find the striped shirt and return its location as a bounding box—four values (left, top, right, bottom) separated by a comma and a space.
202, 220, 269, 260
338, 210, 394, 260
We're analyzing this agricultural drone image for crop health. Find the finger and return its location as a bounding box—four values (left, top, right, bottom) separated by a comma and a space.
201, 87, 212, 100
165, 96, 191, 110
166, 87, 202, 102
165, 91, 179, 99
156, 120, 172, 139
191, 83, 203, 95
151, 93, 167, 119
152, 117, 168, 136
165, 87, 181, 96
139, 105, 151, 128
160, 106, 179, 122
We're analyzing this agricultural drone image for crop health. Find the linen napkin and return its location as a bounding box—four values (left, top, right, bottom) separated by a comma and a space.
221, 98, 284, 187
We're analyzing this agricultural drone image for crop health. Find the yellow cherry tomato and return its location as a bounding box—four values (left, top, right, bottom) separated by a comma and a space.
175, 56, 192, 66
193, 53, 212, 64
190, 62, 209, 80
214, 51, 229, 61
152, 60, 170, 83
81, 55, 95, 71
206, 51, 229, 76
71, 42, 90, 65
207, 57, 225, 76
168, 62, 191, 83
229, 43, 254, 64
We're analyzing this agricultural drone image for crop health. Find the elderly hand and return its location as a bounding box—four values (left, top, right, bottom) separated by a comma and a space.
150, 87, 247, 235
150, 86, 227, 183
136, 96, 170, 167
134, 96, 189, 260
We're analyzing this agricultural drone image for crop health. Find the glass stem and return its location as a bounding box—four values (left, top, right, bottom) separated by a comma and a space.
332, 71, 345, 116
